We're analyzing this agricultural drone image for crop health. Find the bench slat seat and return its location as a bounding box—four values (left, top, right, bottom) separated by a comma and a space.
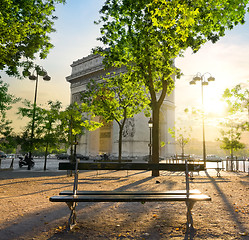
50, 194, 211, 203
59, 189, 202, 195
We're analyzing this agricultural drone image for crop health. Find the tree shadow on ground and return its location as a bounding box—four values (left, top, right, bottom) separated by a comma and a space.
204, 171, 248, 234
0, 172, 189, 240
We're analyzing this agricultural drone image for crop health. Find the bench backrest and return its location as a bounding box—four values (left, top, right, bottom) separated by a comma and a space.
59, 162, 205, 172
59, 161, 203, 198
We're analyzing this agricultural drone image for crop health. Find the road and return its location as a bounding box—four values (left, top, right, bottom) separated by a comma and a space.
0, 157, 248, 173
0, 157, 62, 172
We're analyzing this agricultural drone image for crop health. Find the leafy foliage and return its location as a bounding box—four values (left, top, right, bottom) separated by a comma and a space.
223, 84, 249, 115
81, 73, 150, 125
0, 80, 20, 151
169, 126, 192, 156
94, 0, 249, 175
0, 0, 65, 77
81, 72, 150, 160
169, 108, 193, 156
150, 0, 248, 52
39, 100, 63, 170
220, 84, 249, 161
59, 102, 101, 161
59, 102, 86, 141
18, 100, 65, 155
18, 100, 44, 153
0, 80, 20, 118
0, 119, 15, 153
217, 120, 245, 159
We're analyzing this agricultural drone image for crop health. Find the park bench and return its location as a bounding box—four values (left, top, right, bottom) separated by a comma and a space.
206, 160, 225, 177
93, 159, 132, 163
50, 161, 211, 232
167, 157, 204, 179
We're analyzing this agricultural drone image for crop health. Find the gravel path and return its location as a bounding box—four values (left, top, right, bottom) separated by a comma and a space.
0, 169, 248, 240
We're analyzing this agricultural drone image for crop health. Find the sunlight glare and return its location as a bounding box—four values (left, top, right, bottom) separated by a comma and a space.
204, 99, 226, 116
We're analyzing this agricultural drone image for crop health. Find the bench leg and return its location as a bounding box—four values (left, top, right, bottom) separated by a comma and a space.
66, 202, 77, 230
186, 200, 195, 232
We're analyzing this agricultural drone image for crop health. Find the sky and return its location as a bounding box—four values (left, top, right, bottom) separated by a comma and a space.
175, 12, 249, 141
3, 1, 249, 141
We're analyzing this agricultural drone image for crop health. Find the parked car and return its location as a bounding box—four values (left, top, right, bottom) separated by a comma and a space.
76, 154, 89, 160
0, 151, 7, 158
206, 155, 222, 162
57, 153, 69, 160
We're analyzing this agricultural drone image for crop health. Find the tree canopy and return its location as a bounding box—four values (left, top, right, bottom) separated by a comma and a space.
223, 84, 249, 116
0, 80, 19, 144
81, 73, 150, 161
0, 0, 65, 77
95, 0, 249, 176
217, 119, 245, 165
0, 80, 19, 117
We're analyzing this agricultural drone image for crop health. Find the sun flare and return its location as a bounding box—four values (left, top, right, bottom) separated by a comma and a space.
204, 99, 226, 116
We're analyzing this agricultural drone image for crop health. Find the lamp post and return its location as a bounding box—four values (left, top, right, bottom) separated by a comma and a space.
148, 118, 153, 163
28, 66, 51, 170
189, 73, 215, 168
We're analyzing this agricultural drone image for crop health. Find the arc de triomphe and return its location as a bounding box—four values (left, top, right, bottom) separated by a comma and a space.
66, 54, 175, 159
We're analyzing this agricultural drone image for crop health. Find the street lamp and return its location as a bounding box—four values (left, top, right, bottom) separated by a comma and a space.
28, 66, 51, 170
189, 72, 215, 168
148, 118, 153, 163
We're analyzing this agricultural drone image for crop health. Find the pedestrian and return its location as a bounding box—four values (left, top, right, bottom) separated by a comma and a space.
25, 153, 32, 170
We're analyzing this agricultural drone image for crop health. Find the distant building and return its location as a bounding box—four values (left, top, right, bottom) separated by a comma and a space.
66, 54, 175, 159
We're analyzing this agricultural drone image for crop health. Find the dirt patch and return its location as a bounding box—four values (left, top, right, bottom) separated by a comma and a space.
0, 170, 248, 239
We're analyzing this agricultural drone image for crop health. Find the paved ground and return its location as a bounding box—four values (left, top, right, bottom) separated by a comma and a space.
0, 165, 248, 240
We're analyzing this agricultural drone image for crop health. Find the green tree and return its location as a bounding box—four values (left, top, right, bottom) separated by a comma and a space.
169, 108, 193, 158
59, 102, 99, 163
0, 80, 20, 156
39, 101, 64, 170
94, 0, 248, 176
0, 123, 15, 153
18, 100, 68, 168
81, 73, 150, 162
169, 126, 192, 159
0, 0, 65, 77
0, 80, 20, 117
18, 100, 45, 154
223, 84, 249, 124
217, 120, 245, 171
221, 85, 249, 169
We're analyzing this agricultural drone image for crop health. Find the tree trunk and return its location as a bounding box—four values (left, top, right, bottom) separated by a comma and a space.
69, 116, 74, 163
146, 54, 169, 177
69, 116, 73, 176
118, 119, 126, 163
181, 145, 184, 161
231, 148, 234, 171
152, 105, 160, 176
44, 142, 49, 171
118, 127, 123, 163
44, 123, 52, 171
73, 135, 77, 161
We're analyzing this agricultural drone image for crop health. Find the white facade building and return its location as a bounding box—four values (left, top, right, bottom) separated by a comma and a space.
66, 54, 175, 159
